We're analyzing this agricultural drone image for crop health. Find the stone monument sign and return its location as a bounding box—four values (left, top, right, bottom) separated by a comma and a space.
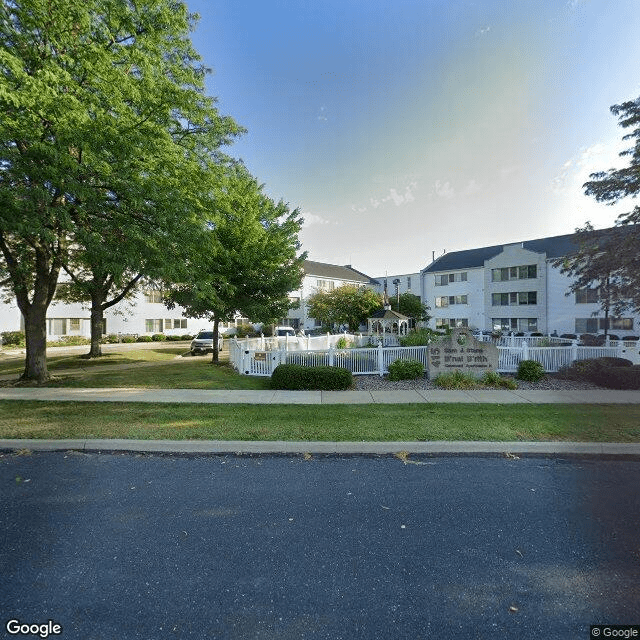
427, 328, 499, 378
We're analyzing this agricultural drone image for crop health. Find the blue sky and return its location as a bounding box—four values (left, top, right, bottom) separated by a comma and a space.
185, 0, 640, 276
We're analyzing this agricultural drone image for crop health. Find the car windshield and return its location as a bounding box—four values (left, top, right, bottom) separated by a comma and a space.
196, 332, 213, 339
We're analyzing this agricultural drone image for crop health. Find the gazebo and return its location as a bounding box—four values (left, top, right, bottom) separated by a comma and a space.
367, 289, 410, 336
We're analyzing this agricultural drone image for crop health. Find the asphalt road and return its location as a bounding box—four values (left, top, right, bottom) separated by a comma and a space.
1, 452, 639, 640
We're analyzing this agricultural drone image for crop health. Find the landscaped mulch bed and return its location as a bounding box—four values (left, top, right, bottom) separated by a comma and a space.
352, 373, 605, 392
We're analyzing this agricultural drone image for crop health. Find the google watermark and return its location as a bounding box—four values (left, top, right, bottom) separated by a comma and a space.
591, 627, 640, 638
5, 619, 62, 638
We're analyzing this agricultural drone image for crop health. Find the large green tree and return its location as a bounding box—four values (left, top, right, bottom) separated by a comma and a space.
574, 96, 640, 313
0, 0, 241, 380
306, 285, 382, 332
164, 166, 306, 362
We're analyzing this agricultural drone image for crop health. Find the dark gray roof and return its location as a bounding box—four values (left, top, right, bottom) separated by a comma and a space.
422, 226, 635, 273
369, 308, 409, 320
303, 260, 377, 284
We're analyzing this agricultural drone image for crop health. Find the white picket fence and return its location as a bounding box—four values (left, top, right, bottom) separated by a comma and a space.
229, 334, 639, 377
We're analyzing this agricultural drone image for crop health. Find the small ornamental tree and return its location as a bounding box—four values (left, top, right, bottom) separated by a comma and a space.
306, 285, 382, 332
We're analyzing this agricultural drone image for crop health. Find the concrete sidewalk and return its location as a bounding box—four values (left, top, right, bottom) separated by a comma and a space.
1, 387, 640, 404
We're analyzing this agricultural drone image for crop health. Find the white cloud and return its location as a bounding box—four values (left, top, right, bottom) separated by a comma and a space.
475, 25, 491, 37
302, 212, 331, 227
433, 180, 455, 199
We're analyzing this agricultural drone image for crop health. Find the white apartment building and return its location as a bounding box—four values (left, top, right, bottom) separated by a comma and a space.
421, 229, 639, 336
370, 272, 421, 300
0, 260, 379, 340
282, 260, 379, 331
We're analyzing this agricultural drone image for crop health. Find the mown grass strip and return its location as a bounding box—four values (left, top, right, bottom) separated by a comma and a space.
1, 401, 639, 442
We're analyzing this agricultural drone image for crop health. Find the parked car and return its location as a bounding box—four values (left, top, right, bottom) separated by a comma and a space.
274, 326, 296, 337
190, 330, 223, 355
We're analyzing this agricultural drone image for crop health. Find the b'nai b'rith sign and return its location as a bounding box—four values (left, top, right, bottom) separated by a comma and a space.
427, 329, 499, 378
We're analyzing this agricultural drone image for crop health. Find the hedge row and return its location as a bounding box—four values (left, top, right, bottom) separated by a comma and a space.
271, 364, 353, 390
559, 357, 640, 390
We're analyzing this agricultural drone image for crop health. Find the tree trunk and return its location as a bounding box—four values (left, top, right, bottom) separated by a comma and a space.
21, 303, 49, 383
211, 317, 220, 364
86, 303, 104, 358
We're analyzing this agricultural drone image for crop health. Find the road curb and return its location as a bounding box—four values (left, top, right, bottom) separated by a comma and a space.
2, 439, 640, 457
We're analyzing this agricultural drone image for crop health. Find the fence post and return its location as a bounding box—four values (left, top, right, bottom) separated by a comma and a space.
522, 341, 529, 361
510, 333, 516, 348
378, 341, 384, 377
328, 345, 334, 367
241, 347, 250, 375
571, 339, 578, 363
326, 332, 330, 349
605, 334, 611, 347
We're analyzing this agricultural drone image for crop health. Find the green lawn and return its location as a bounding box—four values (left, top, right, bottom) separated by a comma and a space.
2, 345, 639, 444
0, 345, 191, 375
0, 346, 272, 390
1, 401, 639, 442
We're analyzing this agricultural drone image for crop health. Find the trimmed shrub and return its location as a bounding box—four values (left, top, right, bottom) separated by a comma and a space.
558, 357, 633, 382
165, 334, 182, 341
235, 323, 255, 338
54, 336, 91, 346
516, 359, 545, 382
387, 358, 424, 381
591, 365, 640, 390
151, 333, 167, 341
121, 335, 136, 343
102, 334, 121, 344
137, 335, 153, 342
271, 364, 352, 390
180, 334, 193, 341
1, 331, 24, 346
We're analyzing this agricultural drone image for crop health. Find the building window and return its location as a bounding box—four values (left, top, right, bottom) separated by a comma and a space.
491, 291, 537, 306
144, 288, 163, 303
435, 272, 467, 286
407, 277, 411, 289
436, 295, 468, 307
575, 288, 599, 304
48, 318, 67, 335
172, 319, 187, 329
145, 319, 163, 333
69, 318, 81, 332
436, 318, 468, 328
576, 317, 633, 333
492, 318, 538, 332
491, 265, 537, 282
316, 279, 335, 291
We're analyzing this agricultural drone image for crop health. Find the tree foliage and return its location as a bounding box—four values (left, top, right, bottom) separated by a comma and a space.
306, 285, 382, 332
164, 166, 306, 361
568, 96, 640, 315
0, 0, 242, 379
553, 223, 634, 335
390, 292, 431, 322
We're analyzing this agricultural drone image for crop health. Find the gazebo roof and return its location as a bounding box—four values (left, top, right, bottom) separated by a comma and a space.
368, 309, 409, 321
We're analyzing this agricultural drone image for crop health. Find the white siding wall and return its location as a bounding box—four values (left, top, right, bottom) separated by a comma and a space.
484, 245, 547, 334
423, 267, 484, 331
